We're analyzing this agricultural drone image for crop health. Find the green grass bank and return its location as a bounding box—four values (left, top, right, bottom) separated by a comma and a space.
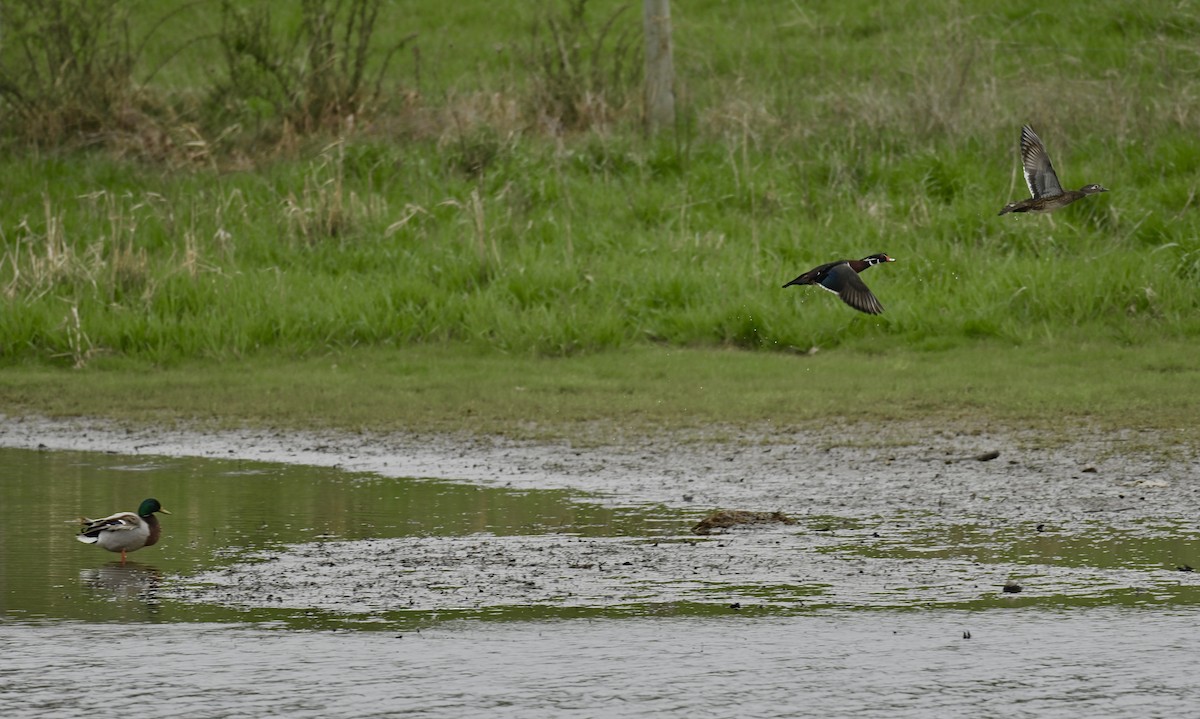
1, 342, 1197, 443
1, 1, 1198, 436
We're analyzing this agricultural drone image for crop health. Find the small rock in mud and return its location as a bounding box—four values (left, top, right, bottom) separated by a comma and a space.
1082, 466, 1098, 473
1002, 581, 1023, 594
974, 450, 1001, 462
691, 510, 796, 536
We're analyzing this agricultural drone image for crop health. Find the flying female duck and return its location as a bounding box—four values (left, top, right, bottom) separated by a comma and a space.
998, 125, 1108, 215
783, 254, 895, 315
77, 498, 170, 564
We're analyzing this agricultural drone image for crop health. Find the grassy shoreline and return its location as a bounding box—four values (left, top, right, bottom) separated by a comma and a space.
3, 2, 1200, 365
3, 130, 1199, 365
1, 342, 1197, 443
2, 2, 1199, 443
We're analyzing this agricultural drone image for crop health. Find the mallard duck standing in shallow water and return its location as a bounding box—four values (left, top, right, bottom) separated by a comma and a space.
77, 498, 170, 564
783, 253, 895, 315
998, 125, 1108, 215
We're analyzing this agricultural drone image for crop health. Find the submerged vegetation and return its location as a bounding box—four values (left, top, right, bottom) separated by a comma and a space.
0, 1, 1198, 387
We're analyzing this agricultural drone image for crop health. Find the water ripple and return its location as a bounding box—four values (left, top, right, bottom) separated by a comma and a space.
3, 608, 1199, 718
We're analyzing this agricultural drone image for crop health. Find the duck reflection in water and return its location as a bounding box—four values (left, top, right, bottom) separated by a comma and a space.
79, 562, 162, 604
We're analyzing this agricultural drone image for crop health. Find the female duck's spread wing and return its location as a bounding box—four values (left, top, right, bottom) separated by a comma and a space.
1020, 125, 1063, 199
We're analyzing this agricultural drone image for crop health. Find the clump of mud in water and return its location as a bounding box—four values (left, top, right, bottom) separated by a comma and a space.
692, 510, 795, 535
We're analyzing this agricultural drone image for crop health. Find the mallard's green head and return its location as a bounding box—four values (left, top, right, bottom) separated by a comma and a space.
137, 498, 171, 517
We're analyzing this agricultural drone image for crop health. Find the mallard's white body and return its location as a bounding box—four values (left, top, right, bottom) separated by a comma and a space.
77, 512, 152, 553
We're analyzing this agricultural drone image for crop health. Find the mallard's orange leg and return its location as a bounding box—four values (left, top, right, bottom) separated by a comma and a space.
120, 549, 127, 565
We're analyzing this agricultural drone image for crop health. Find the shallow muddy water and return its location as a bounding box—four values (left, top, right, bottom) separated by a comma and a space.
2, 424, 1200, 716
0, 446, 670, 626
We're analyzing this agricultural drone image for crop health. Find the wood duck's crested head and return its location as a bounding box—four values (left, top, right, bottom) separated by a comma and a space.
1078, 183, 1108, 195
847, 253, 895, 272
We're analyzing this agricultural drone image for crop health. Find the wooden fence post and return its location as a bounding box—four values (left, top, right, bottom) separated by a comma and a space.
642, 0, 675, 134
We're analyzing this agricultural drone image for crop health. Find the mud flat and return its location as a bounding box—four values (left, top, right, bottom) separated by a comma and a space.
3, 415, 1198, 616
1, 415, 1193, 515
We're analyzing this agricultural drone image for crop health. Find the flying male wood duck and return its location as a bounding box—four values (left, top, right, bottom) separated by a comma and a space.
783, 254, 895, 315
